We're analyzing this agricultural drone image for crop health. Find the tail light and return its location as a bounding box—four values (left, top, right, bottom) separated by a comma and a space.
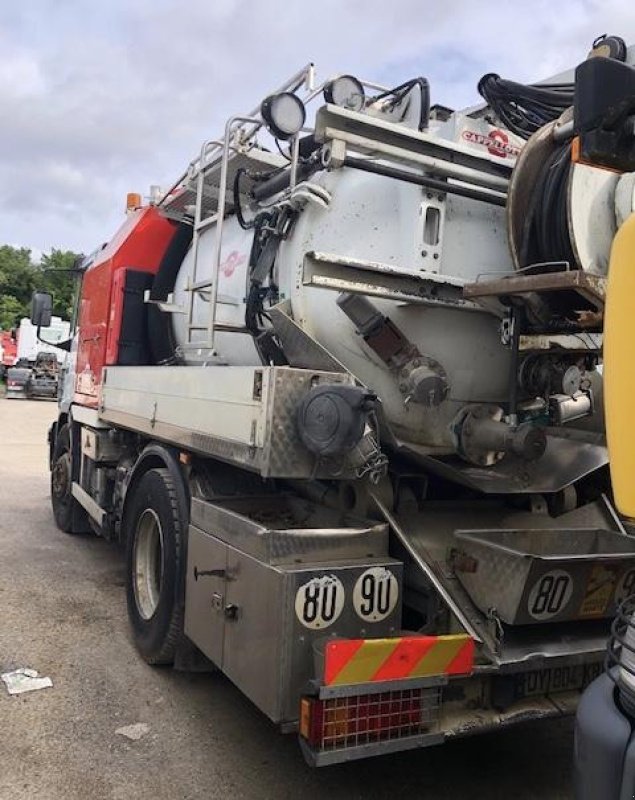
300, 687, 440, 752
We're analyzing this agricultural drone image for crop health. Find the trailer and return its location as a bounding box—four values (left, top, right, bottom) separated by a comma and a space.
34, 34, 635, 765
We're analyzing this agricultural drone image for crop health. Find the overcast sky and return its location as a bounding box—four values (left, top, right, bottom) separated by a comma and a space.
0, 0, 633, 257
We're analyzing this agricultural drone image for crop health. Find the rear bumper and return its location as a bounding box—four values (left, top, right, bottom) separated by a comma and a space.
299, 633, 602, 765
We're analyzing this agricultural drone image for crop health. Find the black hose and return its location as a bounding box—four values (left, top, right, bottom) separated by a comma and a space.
370, 77, 431, 130
520, 142, 577, 268
233, 168, 256, 230
250, 160, 316, 202
478, 73, 573, 140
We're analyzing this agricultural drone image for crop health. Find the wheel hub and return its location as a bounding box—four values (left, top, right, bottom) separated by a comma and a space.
133, 508, 164, 620
52, 453, 71, 499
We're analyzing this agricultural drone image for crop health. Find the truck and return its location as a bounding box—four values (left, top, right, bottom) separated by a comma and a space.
34, 34, 635, 766
4, 318, 69, 399
27, 352, 61, 400
15, 316, 70, 365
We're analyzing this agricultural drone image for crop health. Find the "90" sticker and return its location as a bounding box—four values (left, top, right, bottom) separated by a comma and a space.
353, 567, 399, 622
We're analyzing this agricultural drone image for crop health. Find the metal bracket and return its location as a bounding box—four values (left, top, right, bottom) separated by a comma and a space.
143, 290, 185, 315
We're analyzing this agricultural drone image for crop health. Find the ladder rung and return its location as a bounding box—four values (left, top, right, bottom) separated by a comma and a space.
195, 214, 220, 232
187, 323, 247, 333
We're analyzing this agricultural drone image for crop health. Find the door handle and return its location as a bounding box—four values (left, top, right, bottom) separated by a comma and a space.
194, 566, 226, 581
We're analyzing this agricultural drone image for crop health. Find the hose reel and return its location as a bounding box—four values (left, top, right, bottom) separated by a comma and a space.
506, 116, 620, 275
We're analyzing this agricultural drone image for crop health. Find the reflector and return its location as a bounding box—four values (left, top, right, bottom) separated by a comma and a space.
300, 687, 440, 751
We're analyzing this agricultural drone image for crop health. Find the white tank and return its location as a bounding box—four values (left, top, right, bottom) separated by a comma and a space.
172, 165, 515, 453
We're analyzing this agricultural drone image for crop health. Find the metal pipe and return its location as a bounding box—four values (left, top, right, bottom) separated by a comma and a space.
327, 127, 510, 191
602, 493, 629, 536
370, 491, 483, 643
343, 156, 507, 207
506, 305, 521, 424
553, 119, 575, 143
290, 134, 300, 189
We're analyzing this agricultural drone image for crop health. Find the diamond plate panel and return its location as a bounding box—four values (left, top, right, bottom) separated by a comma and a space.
452, 528, 635, 625
263, 367, 354, 478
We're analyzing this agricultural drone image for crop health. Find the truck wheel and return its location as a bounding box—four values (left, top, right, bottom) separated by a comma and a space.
125, 468, 184, 665
51, 424, 85, 533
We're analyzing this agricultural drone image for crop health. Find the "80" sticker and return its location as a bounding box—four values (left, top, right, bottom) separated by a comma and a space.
295, 575, 345, 630
527, 569, 573, 621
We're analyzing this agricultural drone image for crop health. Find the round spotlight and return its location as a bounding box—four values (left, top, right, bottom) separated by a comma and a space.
323, 75, 365, 112
260, 92, 306, 140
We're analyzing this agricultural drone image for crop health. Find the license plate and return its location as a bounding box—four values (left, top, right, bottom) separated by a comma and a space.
514, 661, 603, 699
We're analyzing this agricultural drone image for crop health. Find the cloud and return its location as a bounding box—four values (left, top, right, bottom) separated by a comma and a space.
0, 0, 634, 254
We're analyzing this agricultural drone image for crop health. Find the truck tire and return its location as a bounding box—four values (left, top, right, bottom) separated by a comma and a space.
125, 468, 185, 665
51, 424, 86, 533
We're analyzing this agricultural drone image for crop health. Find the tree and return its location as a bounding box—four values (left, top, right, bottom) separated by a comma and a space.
0, 244, 35, 328
38, 250, 77, 320
0, 294, 24, 330
0, 245, 79, 331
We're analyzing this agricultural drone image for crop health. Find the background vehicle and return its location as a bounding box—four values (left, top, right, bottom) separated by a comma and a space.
15, 317, 69, 365
36, 35, 635, 765
28, 352, 61, 400
5, 366, 31, 399
4, 319, 69, 399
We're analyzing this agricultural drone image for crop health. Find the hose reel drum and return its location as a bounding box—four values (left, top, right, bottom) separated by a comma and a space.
506, 114, 631, 276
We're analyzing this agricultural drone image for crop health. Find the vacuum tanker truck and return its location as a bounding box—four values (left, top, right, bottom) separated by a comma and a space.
33, 34, 635, 765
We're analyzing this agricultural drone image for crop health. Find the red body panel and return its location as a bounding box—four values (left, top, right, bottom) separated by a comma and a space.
1, 331, 17, 367
74, 207, 175, 408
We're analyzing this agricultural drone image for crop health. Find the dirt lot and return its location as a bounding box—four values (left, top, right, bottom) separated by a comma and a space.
0, 398, 574, 799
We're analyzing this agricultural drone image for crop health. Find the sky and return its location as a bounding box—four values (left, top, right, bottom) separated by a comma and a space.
0, 0, 634, 257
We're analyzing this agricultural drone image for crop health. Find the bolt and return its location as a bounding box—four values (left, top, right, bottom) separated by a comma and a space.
433, 253, 439, 260
421, 250, 428, 257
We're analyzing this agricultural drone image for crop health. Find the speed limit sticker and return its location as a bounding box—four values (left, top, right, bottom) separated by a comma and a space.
353, 567, 399, 622
527, 569, 573, 621
295, 575, 345, 630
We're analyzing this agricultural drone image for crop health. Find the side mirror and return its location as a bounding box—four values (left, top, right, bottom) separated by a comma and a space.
31, 292, 53, 328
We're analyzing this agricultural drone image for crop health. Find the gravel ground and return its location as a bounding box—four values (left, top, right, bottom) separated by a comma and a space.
0, 398, 574, 799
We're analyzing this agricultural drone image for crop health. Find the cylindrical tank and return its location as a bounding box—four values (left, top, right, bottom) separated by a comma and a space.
172, 166, 527, 453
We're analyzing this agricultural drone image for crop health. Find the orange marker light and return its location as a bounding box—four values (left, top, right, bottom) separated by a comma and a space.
126, 192, 142, 213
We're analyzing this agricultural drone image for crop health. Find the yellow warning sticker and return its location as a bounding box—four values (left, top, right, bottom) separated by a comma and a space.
578, 565, 619, 618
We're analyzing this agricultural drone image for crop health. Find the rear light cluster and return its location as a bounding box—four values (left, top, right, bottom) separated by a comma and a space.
300, 687, 440, 752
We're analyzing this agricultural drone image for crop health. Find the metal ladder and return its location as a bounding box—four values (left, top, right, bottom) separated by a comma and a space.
159, 65, 316, 356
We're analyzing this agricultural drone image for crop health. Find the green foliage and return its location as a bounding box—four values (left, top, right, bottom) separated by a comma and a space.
39, 250, 78, 320
0, 295, 24, 331
0, 245, 79, 330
